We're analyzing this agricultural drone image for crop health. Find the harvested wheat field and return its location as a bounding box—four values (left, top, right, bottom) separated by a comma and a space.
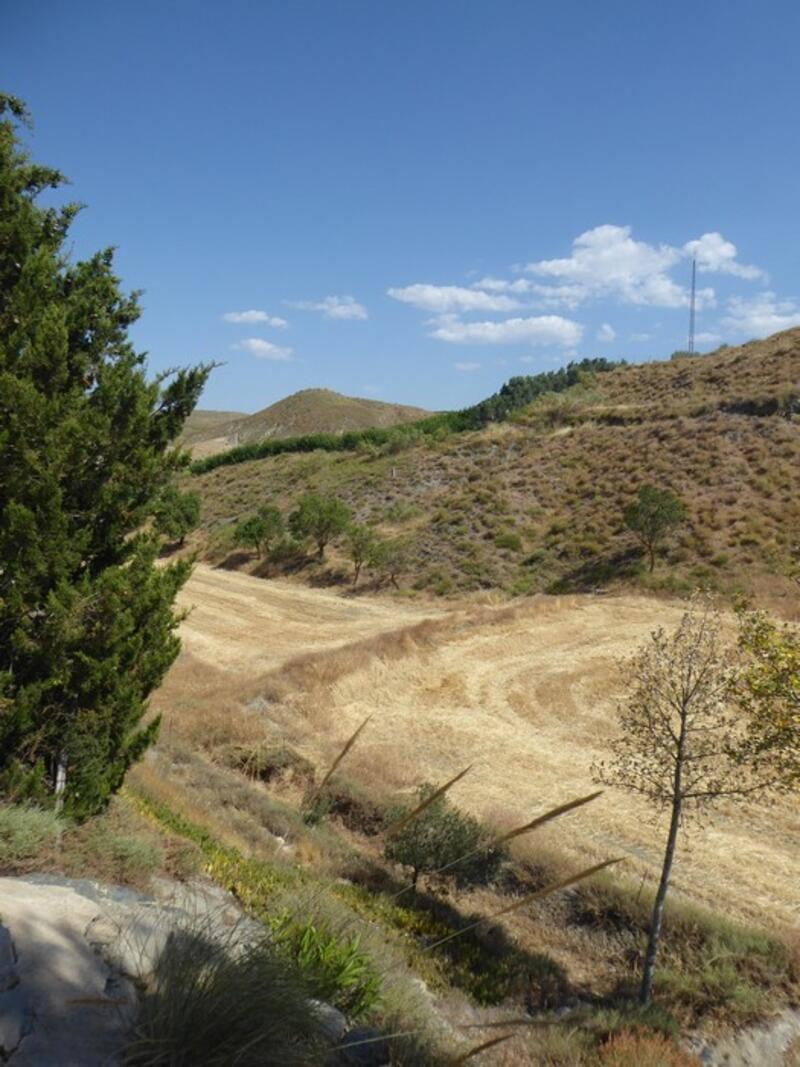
159, 564, 800, 931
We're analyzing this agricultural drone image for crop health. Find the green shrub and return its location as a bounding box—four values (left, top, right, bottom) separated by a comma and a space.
384, 784, 505, 888
81, 823, 164, 885
0, 803, 62, 865
494, 530, 523, 552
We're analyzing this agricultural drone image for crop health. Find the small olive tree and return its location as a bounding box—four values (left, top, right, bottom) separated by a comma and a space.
594, 596, 788, 1004
234, 505, 284, 558
370, 536, 413, 589
384, 783, 505, 888
346, 524, 378, 586
624, 485, 685, 572
289, 493, 351, 559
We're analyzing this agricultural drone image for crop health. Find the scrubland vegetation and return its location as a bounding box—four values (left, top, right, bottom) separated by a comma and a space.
187, 328, 800, 607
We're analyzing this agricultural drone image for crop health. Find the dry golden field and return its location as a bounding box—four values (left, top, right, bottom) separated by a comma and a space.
157, 564, 800, 931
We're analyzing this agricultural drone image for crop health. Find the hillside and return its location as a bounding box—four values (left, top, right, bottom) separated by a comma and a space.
183, 388, 430, 458
180, 408, 246, 447
189, 328, 800, 607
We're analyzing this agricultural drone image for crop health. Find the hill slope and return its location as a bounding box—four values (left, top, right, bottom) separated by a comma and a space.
191, 328, 800, 605
184, 388, 430, 458
180, 409, 246, 447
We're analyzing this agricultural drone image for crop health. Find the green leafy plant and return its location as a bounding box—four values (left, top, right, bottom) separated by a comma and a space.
274, 918, 382, 1018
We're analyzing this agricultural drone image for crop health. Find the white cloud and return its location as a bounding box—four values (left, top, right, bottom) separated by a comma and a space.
596, 323, 616, 342
471, 276, 534, 294
453, 361, 481, 372
430, 315, 582, 347
223, 310, 288, 327
630, 332, 652, 342
290, 295, 368, 320
233, 338, 293, 361
694, 331, 722, 345
683, 233, 765, 281
521, 224, 715, 309
721, 292, 800, 337
387, 283, 519, 312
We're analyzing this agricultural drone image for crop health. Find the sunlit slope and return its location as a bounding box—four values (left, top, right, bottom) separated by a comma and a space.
158, 566, 800, 929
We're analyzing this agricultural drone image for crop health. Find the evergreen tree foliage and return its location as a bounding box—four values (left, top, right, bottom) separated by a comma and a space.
0, 96, 210, 817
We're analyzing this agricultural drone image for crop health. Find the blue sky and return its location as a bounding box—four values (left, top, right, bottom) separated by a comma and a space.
5, 1, 800, 413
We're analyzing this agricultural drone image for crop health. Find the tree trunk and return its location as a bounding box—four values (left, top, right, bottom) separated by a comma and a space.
648, 542, 655, 572
640, 702, 688, 1004
353, 563, 361, 586
54, 753, 67, 814
639, 794, 681, 1002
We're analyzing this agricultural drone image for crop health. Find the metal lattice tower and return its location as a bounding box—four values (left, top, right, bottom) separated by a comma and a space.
687, 257, 697, 354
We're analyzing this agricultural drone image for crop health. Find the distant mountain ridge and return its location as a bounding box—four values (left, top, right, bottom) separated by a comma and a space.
182, 388, 430, 458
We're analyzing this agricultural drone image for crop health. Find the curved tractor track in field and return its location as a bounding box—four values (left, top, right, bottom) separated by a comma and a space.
160, 565, 800, 930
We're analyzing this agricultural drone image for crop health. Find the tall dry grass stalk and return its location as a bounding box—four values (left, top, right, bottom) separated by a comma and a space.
384, 765, 473, 840
422, 858, 623, 955
305, 714, 373, 811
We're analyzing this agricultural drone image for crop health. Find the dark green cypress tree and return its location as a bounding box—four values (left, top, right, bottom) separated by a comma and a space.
0, 95, 211, 817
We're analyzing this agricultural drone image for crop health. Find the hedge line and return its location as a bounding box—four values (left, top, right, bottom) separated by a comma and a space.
189, 358, 624, 474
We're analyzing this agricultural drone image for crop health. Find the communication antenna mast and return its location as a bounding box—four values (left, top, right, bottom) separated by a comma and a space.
687, 257, 697, 354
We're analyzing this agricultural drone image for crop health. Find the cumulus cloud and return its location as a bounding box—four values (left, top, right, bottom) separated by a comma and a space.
223, 310, 288, 327
471, 277, 535, 294
520, 224, 718, 309
290, 295, 368, 320
721, 292, 800, 337
233, 338, 293, 361
596, 323, 616, 342
387, 283, 519, 313
683, 233, 765, 281
694, 331, 723, 345
453, 361, 481, 372
430, 315, 582, 347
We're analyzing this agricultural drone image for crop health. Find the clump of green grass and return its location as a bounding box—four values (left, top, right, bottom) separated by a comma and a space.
122, 917, 324, 1066
0, 803, 62, 865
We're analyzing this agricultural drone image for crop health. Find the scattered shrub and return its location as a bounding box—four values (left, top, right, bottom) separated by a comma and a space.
384, 783, 506, 888
0, 803, 62, 865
